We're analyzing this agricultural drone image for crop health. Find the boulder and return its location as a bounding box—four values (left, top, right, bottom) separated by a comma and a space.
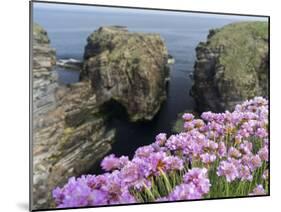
81, 26, 170, 121
191, 21, 269, 112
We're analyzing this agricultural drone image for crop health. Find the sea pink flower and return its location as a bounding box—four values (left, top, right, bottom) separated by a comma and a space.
183, 121, 194, 131
218, 141, 227, 158
239, 165, 253, 181
155, 133, 167, 146
183, 168, 211, 194
258, 146, 268, 161
239, 140, 253, 155
134, 145, 154, 158
201, 111, 214, 122
249, 155, 262, 171
205, 140, 218, 150
168, 183, 202, 200
182, 113, 194, 121
120, 162, 140, 184
163, 156, 184, 171
52, 97, 269, 208
249, 184, 266, 195
256, 128, 268, 138
228, 147, 242, 158
192, 119, 205, 128
200, 153, 216, 164
217, 160, 239, 182
101, 154, 122, 171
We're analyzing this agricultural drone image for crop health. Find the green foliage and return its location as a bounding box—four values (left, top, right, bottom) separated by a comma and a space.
130, 169, 186, 202
207, 21, 268, 99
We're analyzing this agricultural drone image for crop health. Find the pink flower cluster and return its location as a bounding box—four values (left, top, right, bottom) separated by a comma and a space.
168, 168, 211, 200
52, 97, 269, 208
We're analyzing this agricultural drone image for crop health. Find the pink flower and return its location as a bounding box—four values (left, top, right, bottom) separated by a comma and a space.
258, 146, 268, 161
101, 154, 122, 171
217, 160, 239, 182
239, 140, 253, 155
183, 121, 194, 131
239, 165, 253, 181
249, 155, 262, 171
200, 153, 216, 164
163, 156, 184, 171
134, 145, 154, 158
183, 168, 211, 194
228, 147, 242, 158
155, 133, 167, 146
218, 141, 227, 158
249, 184, 266, 195
182, 113, 194, 121
256, 128, 268, 138
120, 162, 140, 184
168, 183, 202, 200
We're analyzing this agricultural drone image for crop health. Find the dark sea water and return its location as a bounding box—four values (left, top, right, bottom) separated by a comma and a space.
33, 5, 263, 173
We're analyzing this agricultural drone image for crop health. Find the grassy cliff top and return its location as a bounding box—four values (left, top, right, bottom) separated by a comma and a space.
208, 21, 268, 47
207, 21, 268, 87
85, 26, 167, 62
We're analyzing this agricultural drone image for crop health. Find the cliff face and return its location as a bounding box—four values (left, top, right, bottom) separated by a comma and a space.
32, 24, 115, 210
191, 22, 269, 112
82, 26, 170, 121
33, 23, 58, 119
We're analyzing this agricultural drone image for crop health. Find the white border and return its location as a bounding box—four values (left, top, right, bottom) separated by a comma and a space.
0, 0, 279, 212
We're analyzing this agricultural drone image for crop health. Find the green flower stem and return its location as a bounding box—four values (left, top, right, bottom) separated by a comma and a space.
226, 181, 230, 196
159, 168, 173, 193
143, 182, 155, 201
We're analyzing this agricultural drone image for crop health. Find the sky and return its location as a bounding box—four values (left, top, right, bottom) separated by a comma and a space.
33, 2, 268, 21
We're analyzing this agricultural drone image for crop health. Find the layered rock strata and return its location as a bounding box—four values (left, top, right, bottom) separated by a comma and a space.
32, 24, 115, 209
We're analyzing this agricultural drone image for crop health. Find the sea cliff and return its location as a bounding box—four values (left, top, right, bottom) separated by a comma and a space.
191, 21, 269, 112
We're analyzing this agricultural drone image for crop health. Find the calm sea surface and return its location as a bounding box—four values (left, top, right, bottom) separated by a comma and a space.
34, 6, 262, 173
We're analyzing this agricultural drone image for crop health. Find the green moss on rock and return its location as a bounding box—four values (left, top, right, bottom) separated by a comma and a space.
192, 21, 269, 112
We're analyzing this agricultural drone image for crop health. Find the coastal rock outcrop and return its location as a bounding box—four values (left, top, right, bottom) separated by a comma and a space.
32, 24, 115, 209
81, 26, 170, 121
191, 21, 269, 112
33, 23, 58, 119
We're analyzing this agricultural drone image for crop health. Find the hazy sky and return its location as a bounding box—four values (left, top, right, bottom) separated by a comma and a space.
33, 2, 268, 22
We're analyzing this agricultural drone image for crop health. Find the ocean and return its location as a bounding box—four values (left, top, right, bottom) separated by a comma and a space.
33, 5, 263, 173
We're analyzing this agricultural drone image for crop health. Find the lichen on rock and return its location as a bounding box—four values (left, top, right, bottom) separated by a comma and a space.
191, 21, 269, 112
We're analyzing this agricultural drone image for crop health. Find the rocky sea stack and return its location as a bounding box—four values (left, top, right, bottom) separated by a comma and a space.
192, 21, 269, 112
82, 26, 170, 121
32, 24, 115, 209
